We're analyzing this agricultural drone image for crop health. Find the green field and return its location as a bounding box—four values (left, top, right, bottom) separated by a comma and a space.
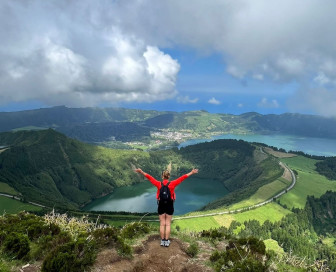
0, 196, 42, 214
171, 202, 291, 232
228, 177, 291, 210
279, 156, 336, 209
215, 202, 291, 227
0, 182, 19, 195
173, 216, 220, 232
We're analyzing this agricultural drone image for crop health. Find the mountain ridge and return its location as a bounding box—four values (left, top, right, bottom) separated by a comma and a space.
1, 106, 336, 144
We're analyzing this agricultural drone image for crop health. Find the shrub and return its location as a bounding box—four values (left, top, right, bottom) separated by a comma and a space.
121, 222, 150, 239
92, 227, 132, 257
92, 227, 120, 247
210, 237, 268, 272
3, 232, 30, 260
117, 239, 132, 257
41, 238, 96, 272
201, 226, 230, 240
236, 237, 266, 255
27, 222, 60, 240
186, 242, 199, 257
0, 260, 11, 272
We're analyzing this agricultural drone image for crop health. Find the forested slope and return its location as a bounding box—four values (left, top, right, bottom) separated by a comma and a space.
0, 130, 282, 210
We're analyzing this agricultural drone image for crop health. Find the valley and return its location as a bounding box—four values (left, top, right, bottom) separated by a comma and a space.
1, 108, 336, 271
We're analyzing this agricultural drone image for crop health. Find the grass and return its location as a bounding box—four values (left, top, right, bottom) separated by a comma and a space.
170, 202, 291, 232
215, 202, 291, 227
0, 196, 42, 214
0, 182, 19, 195
228, 178, 291, 210
279, 156, 336, 209
172, 216, 220, 232
322, 237, 336, 248
105, 219, 159, 228
264, 238, 285, 255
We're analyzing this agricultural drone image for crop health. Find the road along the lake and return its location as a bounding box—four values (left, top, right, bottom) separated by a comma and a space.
144, 161, 296, 222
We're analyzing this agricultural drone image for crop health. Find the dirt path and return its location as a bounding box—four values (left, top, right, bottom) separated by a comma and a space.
92, 235, 213, 272
264, 147, 296, 158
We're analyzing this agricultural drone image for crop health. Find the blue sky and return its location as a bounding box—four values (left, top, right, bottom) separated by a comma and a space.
1, 1, 336, 116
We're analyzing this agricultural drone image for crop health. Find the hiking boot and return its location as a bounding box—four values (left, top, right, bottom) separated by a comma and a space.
160, 239, 165, 246
164, 239, 170, 247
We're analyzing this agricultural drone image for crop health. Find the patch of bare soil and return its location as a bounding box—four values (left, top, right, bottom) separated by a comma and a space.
281, 166, 292, 181
92, 235, 213, 272
279, 162, 292, 181
264, 147, 296, 158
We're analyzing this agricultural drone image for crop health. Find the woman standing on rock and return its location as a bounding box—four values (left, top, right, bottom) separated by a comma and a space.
134, 168, 198, 247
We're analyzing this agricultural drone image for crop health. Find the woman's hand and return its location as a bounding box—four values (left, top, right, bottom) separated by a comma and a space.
187, 168, 199, 176
191, 168, 199, 174
134, 168, 145, 175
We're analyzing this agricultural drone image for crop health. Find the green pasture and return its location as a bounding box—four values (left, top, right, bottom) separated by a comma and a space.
0, 182, 19, 195
173, 216, 220, 232
170, 202, 291, 232
215, 202, 291, 228
0, 196, 42, 214
279, 156, 336, 209
228, 177, 291, 210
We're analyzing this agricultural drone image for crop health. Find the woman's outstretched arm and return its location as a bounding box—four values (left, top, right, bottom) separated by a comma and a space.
134, 168, 161, 187
186, 168, 199, 177
170, 168, 199, 188
134, 168, 146, 176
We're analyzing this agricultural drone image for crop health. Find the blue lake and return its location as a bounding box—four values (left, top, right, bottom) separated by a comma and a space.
83, 133, 336, 214
83, 177, 229, 215
179, 134, 336, 157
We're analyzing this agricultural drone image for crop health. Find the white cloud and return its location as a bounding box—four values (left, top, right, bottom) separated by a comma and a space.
0, 1, 180, 107
177, 95, 199, 104
288, 87, 336, 116
237, 103, 244, 108
227, 65, 245, 79
252, 74, 264, 81
258, 98, 279, 108
110, 0, 336, 86
208, 97, 221, 105
2, 0, 336, 111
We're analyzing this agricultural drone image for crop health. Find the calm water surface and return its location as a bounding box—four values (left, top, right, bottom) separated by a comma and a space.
83, 177, 229, 215
84, 133, 336, 214
179, 134, 336, 157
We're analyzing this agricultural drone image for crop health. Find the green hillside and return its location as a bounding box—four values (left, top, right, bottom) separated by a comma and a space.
2, 106, 336, 146
0, 106, 162, 132
0, 129, 148, 209
278, 156, 336, 209
0, 130, 281, 211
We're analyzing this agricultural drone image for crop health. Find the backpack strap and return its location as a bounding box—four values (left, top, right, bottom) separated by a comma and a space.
166, 181, 173, 201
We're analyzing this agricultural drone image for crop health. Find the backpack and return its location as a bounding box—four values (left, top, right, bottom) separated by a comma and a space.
159, 181, 172, 203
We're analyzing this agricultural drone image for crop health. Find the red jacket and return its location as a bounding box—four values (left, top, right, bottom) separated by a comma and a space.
145, 173, 189, 200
